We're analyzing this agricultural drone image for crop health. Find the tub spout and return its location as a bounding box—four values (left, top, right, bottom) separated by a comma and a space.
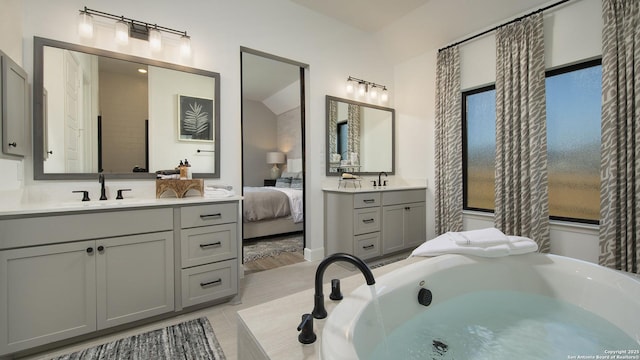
312, 253, 375, 319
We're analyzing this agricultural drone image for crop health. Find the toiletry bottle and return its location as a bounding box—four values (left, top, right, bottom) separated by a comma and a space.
179, 160, 186, 180
184, 159, 192, 179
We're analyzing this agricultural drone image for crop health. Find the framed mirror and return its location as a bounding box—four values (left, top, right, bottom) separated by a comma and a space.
33, 37, 220, 180
325, 95, 395, 176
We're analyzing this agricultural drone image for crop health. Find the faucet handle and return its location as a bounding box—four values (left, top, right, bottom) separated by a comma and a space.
72, 190, 90, 202
297, 313, 317, 344
371, 180, 377, 187
329, 279, 343, 300
383, 180, 388, 187
116, 189, 132, 200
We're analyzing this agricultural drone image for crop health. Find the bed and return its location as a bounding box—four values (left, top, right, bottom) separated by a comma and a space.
243, 159, 303, 239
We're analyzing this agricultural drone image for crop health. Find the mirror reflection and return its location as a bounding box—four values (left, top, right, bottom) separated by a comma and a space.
33, 37, 220, 180
326, 95, 394, 175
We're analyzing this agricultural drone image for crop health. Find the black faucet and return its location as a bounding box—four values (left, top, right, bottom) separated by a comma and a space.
312, 253, 375, 319
99, 173, 107, 200
378, 171, 388, 187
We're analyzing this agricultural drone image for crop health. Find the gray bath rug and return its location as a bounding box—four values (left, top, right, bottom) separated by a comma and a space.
51, 317, 225, 360
243, 234, 303, 262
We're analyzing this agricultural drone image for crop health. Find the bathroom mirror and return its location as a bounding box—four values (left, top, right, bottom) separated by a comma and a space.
325, 95, 395, 176
33, 37, 220, 180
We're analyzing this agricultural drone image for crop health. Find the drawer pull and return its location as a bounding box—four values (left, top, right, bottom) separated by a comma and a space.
200, 213, 222, 220
199, 241, 222, 249
363, 199, 375, 204
363, 244, 375, 250
200, 278, 222, 287
405, 207, 411, 210
362, 218, 375, 224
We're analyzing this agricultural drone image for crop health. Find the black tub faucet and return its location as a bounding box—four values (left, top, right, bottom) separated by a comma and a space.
99, 173, 107, 200
312, 253, 375, 319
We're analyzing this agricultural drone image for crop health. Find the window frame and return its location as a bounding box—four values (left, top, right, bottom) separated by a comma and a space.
461, 58, 602, 224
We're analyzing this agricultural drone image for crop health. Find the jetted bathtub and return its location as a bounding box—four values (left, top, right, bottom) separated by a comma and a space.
321, 253, 640, 360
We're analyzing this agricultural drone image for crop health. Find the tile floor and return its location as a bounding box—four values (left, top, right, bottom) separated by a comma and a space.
19, 259, 360, 360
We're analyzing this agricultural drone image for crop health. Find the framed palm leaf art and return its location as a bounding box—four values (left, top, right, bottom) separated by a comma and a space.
178, 95, 214, 142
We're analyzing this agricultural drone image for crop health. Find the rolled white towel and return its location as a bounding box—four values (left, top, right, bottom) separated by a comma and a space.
450, 227, 509, 246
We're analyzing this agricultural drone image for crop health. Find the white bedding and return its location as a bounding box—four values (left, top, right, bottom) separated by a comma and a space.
271, 187, 304, 223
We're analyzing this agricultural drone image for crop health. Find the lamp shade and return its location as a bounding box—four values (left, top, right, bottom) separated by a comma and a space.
266, 152, 285, 164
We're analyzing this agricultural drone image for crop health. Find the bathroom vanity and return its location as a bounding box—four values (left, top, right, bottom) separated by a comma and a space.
0, 197, 241, 357
323, 187, 426, 260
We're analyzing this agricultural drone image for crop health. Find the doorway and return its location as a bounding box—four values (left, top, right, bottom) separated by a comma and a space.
240, 48, 307, 274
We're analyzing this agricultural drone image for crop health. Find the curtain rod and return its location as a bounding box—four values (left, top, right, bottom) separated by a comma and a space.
438, 0, 572, 53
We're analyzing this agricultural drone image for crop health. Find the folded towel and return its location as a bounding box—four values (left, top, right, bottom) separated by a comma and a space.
204, 188, 235, 198
410, 233, 538, 258
158, 174, 180, 179
205, 184, 233, 191
450, 227, 509, 246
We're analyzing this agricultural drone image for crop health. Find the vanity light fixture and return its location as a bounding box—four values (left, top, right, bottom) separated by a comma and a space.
346, 76, 389, 103
77, 7, 191, 57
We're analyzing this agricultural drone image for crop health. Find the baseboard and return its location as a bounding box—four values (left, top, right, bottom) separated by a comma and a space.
304, 246, 324, 262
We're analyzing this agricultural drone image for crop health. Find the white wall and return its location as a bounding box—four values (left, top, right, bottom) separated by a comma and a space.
394, 0, 602, 263
243, 99, 277, 187
12, 0, 393, 260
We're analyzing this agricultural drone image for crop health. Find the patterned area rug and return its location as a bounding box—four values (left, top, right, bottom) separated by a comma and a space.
243, 234, 303, 262
51, 317, 225, 360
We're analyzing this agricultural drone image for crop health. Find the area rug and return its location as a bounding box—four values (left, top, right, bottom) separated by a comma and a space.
51, 317, 225, 360
243, 234, 303, 262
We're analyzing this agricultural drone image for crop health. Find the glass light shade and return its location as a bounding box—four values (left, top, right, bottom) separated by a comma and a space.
357, 82, 366, 97
149, 28, 162, 51
346, 79, 354, 94
180, 35, 191, 57
78, 12, 94, 39
369, 85, 378, 99
114, 20, 129, 45
381, 88, 389, 102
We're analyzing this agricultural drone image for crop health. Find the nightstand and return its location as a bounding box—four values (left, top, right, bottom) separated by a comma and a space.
264, 179, 277, 186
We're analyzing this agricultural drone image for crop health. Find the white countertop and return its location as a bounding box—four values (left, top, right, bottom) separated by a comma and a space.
0, 195, 242, 217
322, 184, 426, 193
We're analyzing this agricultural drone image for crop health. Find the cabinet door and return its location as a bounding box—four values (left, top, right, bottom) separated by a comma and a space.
404, 202, 427, 248
96, 231, 174, 329
1, 52, 28, 157
0, 241, 96, 355
382, 204, 405, 254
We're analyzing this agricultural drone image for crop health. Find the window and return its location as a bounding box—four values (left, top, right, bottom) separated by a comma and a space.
462, 60, 602, 223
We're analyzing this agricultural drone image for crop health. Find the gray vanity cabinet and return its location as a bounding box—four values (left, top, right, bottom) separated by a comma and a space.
0, 50, 28, 157
0, 209, 174, 356
324, 188, 426, 261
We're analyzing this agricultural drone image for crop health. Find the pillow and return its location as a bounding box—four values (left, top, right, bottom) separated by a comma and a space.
281, 171, 298, 179
275, 177, 292, 188
290, 178, 303, 189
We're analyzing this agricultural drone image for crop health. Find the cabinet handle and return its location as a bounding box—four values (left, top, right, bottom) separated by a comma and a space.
363, 244, 375, 250
200, 213, 222, 220
97, 245, 105, 252
8, 142, 17, 147
86, 247, 94, 254
363, 199, 375, 204
200, 241, 222, 249
200, 278, 222, 287
362, 218, 375, 224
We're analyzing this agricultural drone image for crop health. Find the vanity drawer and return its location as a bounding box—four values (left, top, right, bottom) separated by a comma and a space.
180, 202, 237, 229
354, 233, 381, 260
353, 208, 380, 235
382, 189, 426, 206
181, 224, 237, 268
353, 193, 380, 209
181, 259, 238, 308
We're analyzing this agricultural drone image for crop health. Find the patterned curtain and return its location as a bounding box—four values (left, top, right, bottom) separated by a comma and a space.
347, 104, 360, 159
434, 46, 462, 235
599, 0, 640, 274
328, 100, 338, 156
494, 13, 550, 253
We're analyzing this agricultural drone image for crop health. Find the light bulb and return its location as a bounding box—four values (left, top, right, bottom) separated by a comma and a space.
346, 79, 354, 94
78, 11, 94, 39
180, 34, 191, 57
381, 87, 389, 102
357, 82, 366, 97
149, 27, 162, 51
115, 20, 129, 45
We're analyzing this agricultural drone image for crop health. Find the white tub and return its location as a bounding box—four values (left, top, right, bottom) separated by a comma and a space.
321, 253, 640, 359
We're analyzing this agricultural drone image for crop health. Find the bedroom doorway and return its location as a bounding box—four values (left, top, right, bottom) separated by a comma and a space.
240, 48, 307, 274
